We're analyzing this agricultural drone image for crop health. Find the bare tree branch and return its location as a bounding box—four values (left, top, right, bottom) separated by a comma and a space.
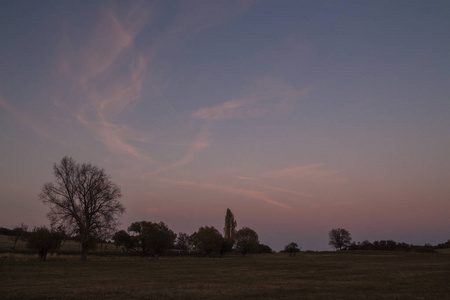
39, 156, 125, 260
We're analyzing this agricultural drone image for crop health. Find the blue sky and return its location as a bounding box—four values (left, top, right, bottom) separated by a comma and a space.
1, 0, 450, 250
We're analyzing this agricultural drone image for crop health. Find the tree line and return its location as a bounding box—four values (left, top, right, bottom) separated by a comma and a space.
327, 228, 446, 253
1, 209, 275, 261
31, 157, 296, 260
111, 209, 271, 258
2, 157, 448, 261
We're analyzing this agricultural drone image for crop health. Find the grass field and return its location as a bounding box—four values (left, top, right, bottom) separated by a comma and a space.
2, 251, 450, 299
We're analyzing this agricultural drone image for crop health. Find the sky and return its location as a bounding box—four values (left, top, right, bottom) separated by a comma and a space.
1, 0, 449, 251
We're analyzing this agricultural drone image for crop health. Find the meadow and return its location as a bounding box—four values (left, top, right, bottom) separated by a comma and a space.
2, 248, 450, 299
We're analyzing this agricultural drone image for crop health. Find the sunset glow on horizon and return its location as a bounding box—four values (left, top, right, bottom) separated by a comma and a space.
1, 1, 449, 251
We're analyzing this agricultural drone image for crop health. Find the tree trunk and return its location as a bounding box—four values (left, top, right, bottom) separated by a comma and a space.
39, 250, 47, 262
81, 241, 89, 260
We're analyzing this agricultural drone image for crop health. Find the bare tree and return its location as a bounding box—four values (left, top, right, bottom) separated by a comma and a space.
39, 157, 125, 260
328, 228, 352, 250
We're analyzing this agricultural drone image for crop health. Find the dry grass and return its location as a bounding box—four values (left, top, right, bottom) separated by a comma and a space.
0, 234, 27, 252
1, 252, 450, 299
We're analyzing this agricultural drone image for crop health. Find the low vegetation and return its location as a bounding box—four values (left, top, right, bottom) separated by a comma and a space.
2, 251, 450, 299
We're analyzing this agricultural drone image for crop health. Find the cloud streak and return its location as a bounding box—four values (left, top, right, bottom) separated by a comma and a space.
149, 124, 212, 175
159, 178, 290, 209
236, 174, 312, 198
58, 4, 156, 163
191, 78, 309, 120
57, 1, 258, 169
236, 176, 258, 181
0, 95, 55, 142
261, 164, 347, 185
256, 183, 312, 198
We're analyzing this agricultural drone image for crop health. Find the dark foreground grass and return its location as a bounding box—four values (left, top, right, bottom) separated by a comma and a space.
1, 252, 450, 299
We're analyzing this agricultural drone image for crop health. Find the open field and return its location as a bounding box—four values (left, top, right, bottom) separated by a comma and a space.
1, 252, 450, 299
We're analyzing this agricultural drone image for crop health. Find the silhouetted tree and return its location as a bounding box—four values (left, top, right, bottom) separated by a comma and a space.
191, 226, 223, 256
258, 243, 273, 254
128, 221, 176, 257
223, 208, 237, 252
39, 157, 125, 260
175, 232, 192, 251
113, 230, 135, 253
128, 221, 149, 255
146, 222, 176, 257
284, 242, 301, 256
328, 228, 352, 250
26, 226, 63, 261
348, 239, 413, 252
361, 240, 373, 250
11, 223, 28, 252
235, 227, 259, 256
96, 226, 115, 250
0, 227, 14, 235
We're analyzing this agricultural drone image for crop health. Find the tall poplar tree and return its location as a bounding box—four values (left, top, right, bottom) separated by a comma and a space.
223, 208, 237, 249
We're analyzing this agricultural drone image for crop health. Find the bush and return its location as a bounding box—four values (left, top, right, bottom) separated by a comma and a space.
26, 227, 63, 261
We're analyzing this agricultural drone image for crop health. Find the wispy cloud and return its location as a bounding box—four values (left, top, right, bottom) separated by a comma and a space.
77, 115, 154, 162
192, 99, 248, 120
261, 164, 347, 185
59, 3, 151, 83
234, 164, 345, 200
150, 124, 212, 175
58, 4, 156, 162
191, 78, 309, 120
0, 95, 55, 142
236, 176, 258, 181
256, 183, 312, 198
236, 173, 312, 198
150, 1, 258, 53
159, 178, 290, 209
57, 1, 257, 168
74, 52, 157, 162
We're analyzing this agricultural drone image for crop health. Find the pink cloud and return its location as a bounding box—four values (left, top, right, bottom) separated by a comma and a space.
79, 116, 155, 163
94, 54, 148, 118
192, 99, 247, 120
146, 207, 160, 214
158, 178, 290, 209
0, 96, 55, 142
150, 124, 212, 175
310, 201, 351, 210
191, 78, 309, 120
236, 175, 311, 198
151, 1, 257, 52
236, 176, 258, 181
256, 183, 312, 198
75, 54, 156, 162
59, 4, 151, 84
54, 1, 261, 170
57, 5, 156, 163
261, 164, 347, 185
